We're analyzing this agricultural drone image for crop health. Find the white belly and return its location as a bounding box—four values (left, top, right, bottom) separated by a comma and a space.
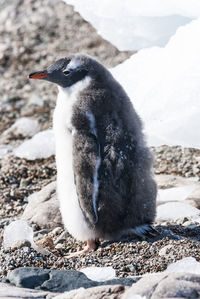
53, 79, 95, 241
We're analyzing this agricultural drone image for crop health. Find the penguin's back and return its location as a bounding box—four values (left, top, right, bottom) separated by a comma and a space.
71, 75, 157, 240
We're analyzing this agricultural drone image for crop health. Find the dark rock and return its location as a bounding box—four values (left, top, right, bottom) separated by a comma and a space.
7, 267, 135, 293
54, 284, 128, 299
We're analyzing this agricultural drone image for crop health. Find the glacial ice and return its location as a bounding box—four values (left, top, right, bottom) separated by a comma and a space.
14, 129, 55, 160
112, 19, 200, 148
65, 0, 200, 51
64, 1, 200, 149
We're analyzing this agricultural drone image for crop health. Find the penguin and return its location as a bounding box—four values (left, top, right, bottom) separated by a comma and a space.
29, 54, 157, 255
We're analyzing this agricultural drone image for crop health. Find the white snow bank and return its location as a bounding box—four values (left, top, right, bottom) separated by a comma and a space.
166, 257, 200, 275
156, 202, 200, 221
65, 0, 200, 50
157, 185, 196, 203
2, 117, 40, 138
112, 19, 200, 148
14, 129, 55, 160
80, 266, 116, 282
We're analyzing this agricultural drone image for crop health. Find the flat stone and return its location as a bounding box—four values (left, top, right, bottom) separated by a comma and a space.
21, 182, 62, 230
6, 267, 135, 293
54, 285, 128, 299
0, 282, 59, 299
122, 272, 200, 299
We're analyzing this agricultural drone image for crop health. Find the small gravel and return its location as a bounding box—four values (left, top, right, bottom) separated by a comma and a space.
0, 226, 199, 279
0, 0, 200, 283
152, 146, 200, 178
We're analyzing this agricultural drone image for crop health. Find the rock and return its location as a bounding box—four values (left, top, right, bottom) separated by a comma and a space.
36, 236, 55, 251
158, 245, 174, 258
21, 181, 62, 230
54, 285, 127, 299
122, 272, 200, 299
6, 267, 134, 293
11, 239, 31, 251
0, 282, 59, 299
54, 231, 68, 245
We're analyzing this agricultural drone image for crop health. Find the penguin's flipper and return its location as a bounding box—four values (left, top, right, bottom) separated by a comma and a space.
72, 125, 101, 226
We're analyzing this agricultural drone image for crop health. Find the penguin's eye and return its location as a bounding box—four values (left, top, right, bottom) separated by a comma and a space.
63, 70, 70, 76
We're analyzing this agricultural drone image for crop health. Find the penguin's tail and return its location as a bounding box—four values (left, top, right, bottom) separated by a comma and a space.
129, 224, 159, 239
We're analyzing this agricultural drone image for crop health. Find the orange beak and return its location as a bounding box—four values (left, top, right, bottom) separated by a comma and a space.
29, 71, 49, 79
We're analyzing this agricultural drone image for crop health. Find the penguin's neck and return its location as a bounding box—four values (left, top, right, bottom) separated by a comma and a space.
54, 76, 91, 132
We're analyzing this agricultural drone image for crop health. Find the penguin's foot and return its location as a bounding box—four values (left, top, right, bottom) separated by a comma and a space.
66, 239, 99, 258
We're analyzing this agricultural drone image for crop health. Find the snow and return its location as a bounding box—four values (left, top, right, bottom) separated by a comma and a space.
156, 202, 200, 221
80, 266, 116, 282
165, 257, 200, 275
3, 117, 40, 138
3, 220, 35, 249
112, 19, 200, 148
64, 0, 200, 51
14, 129, 55, 160
0, 145, 12, 159
157, 185, 196, 203
29, 94, 44, 107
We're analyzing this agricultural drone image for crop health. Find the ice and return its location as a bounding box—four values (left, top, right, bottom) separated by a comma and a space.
165, 257, 200, 275
3, 220, 35, 249
3, 220, 49, 254
64, 1, 200, 148
156, 202, 200, 221
80, 266, 116, 282
157, 185, 196, 203
112, 19, 200, 148
3, 117, 40, 138
64, 0, 200, 51
14, 129, 55, 160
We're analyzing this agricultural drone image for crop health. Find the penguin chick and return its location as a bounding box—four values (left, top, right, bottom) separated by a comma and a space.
29, 54, 157, 255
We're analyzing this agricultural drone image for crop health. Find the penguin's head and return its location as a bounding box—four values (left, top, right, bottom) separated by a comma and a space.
29, 54, 107, 88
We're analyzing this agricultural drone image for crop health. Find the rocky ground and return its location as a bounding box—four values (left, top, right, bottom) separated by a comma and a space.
0, 0, 200, 298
